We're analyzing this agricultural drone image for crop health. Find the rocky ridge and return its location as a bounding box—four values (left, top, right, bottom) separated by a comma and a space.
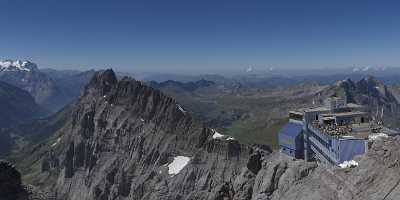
15, 70, 400, 200
26, 69, 259, 200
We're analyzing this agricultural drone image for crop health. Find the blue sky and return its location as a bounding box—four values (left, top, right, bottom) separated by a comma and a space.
1, 0, 400, 73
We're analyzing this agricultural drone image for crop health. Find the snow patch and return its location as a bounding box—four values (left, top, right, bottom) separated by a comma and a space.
246, 67, 253, 73
177, 104, 186, 113
339, 160, 358, 168
226, 137, 235, 141
168, 156, 190, 175
212, 129, 224, 139
369, 133, 388, 141
51, 138, 61, 147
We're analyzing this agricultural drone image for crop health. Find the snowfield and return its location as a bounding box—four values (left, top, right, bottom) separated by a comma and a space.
168, 156, 191, 175
212, 129, 224, 139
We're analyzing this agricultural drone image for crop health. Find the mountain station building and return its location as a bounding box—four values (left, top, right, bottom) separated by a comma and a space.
278, 97, 397, 166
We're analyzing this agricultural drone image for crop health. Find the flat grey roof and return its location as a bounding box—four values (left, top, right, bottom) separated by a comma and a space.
331, 111, 368, 117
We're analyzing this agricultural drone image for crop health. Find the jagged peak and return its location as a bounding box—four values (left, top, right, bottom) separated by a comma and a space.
334, 78, 351, 87
356, 75, 385, 89
120, 76, 136, 82
344, 77, 355, 84
90, 69, 117, 84
364, 75, 381, 84
81, 69, 190, 121
83, 69, 118, 96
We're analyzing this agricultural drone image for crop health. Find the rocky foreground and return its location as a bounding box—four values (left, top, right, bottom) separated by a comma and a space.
0, 161, 54, 200
6, 69, 400, 200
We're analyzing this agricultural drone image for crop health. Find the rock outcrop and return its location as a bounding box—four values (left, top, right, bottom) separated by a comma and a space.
0, 161, 52, 200
0, 161, 24, 199
321, 76, 399, 109
25, 69, 259, 200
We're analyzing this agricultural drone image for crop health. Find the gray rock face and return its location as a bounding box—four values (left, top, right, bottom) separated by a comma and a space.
22, 69, 400, 200
256, 136, 400, 200
318, 77, 399, 117
32, 69, 255, 200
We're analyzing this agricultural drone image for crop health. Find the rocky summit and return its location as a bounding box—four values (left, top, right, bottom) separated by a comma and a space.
13, 69, 400, 200
25, 69, 258, 199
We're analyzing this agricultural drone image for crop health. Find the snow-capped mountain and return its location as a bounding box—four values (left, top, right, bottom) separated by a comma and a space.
0, 60, 66, 111
0, 59, 96, 112
0, 60, 38, 72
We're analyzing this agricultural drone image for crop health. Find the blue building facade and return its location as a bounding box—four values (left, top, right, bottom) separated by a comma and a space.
278, 98, 372, 166
278, 120, 304, 158
307, 125, 367, 165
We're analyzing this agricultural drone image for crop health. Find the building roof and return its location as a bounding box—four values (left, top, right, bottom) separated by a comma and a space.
332, 111, 368, 117
304, 106, 330, 112
289, 111, 303, 116
347, 103, 364, 108
290, 102, 364, 114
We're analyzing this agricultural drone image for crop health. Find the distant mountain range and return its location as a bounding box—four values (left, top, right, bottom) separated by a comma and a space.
316, 76, 400, 128
0, 60, 95, 112
139, 66, 400, 89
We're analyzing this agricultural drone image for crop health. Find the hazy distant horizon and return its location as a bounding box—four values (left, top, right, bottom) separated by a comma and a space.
2, 0, 400, 73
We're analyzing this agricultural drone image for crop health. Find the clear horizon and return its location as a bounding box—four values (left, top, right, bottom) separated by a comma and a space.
1, 0, 400, 73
